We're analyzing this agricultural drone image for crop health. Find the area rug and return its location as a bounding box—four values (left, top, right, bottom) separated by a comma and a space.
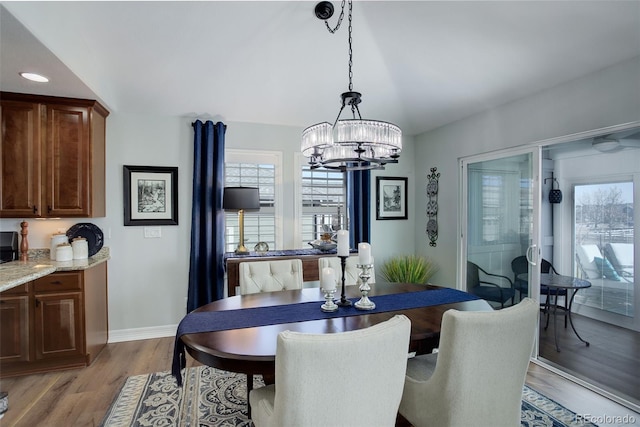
100, 366, 597, 427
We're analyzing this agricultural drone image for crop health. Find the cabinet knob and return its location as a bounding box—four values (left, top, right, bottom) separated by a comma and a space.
33, 205, 38, 214
48, 206, 52, 213
50, 281, 63, 285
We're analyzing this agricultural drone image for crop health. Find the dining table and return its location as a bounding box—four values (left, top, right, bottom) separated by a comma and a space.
172, 283, 491, 391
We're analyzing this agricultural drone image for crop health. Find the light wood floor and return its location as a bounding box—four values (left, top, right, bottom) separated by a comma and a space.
0, 337, 637, 427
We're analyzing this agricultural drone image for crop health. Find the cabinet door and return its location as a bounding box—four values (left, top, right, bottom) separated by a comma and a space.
44, 104, 90, 217
0, 100, 43, 217
34, 292, 84, 360
0, 295, 31, 362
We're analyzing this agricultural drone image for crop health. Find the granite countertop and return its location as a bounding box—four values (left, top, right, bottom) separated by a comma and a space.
0, 247, 110, 293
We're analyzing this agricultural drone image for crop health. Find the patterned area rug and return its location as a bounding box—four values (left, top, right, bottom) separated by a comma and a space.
100, 366, 597, 427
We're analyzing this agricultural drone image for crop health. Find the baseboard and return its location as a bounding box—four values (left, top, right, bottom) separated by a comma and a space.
108, 324, 178, 343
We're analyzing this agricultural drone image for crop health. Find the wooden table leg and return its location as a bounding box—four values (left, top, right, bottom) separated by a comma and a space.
247, 374, 253, 419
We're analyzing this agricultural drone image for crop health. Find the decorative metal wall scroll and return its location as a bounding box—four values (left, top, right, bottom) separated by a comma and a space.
426, 167, 439, 247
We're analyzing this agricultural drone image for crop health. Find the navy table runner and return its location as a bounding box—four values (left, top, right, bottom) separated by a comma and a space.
172, 288, 478, 385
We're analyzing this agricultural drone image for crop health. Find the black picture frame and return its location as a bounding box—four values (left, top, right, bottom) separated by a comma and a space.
123, 165, 178, 226
376, 176, 408, 220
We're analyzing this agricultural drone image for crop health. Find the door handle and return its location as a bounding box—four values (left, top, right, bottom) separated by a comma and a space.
526, 245, 538, 266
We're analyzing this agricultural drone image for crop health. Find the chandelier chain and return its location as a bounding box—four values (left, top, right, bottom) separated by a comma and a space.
321, 0, 354, 92
347, 0, 353, 92
303, 0, 402, 171
323, 0, 346, 33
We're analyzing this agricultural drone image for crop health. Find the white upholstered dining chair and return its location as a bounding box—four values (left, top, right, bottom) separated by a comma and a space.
398, 298, 538, 427
239, 259, 303, 295
249, 314, 411, 427
238, 257, 304, 412
318, 256, 375, 286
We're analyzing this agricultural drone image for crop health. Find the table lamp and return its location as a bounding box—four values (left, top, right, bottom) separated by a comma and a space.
223, 187, 260, 254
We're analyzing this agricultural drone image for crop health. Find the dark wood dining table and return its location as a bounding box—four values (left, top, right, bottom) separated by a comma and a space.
179, 283, 492, 379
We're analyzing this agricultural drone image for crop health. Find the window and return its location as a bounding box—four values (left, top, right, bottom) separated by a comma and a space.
573, 181, 634, 317
300, 166, 345, 247
224, 150, 282, 252
468, 165, 523, 245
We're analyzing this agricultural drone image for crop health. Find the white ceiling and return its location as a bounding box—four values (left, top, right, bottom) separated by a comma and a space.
1, 1, 639, 136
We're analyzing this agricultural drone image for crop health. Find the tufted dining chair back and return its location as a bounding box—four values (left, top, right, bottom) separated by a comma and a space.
239, 259, 304, 295
318, 256, 375, 286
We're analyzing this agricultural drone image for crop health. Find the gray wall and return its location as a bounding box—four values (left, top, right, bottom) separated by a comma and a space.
2, 56, 637, 340
0, 114, 416, 340
413, 56, 640, 289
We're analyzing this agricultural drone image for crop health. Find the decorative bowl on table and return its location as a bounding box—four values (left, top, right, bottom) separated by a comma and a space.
254, 242, 269, 255
308, 240, 337, 252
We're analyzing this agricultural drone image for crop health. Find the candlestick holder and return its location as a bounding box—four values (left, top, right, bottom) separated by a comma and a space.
321, 287, 338, 312
336, 255, 352, 306
355, 263, 375, 310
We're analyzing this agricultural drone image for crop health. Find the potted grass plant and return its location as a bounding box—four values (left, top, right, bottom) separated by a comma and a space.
380, 254, 438, 284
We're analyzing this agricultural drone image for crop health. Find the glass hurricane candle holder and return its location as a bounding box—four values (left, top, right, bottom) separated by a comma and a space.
321, 287, 338, 312
355, 264, 375, 310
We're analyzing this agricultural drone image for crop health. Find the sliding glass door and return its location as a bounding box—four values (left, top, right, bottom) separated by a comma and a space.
460, 148, 542, 313
460, 125, 640, 409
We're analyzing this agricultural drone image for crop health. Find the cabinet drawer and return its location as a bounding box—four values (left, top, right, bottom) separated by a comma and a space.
34, 272, 82, 292
1, 283, 29, 295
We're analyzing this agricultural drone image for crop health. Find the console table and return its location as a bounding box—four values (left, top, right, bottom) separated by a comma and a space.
224, 249, 353, 297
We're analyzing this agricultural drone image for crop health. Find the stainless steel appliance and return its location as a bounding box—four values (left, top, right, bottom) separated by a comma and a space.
0, 231, 19, 263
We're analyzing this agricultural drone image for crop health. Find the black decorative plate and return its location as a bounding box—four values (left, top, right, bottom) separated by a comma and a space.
66, 223, 104, 257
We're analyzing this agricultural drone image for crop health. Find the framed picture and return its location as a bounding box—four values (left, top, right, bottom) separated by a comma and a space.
123, 165, 178, 226
376, 176, 408, 220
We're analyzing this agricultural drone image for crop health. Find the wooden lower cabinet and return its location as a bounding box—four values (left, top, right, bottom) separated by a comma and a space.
34, 292, 84, 361
0, 287, 30, 364
0, 263, 108, 377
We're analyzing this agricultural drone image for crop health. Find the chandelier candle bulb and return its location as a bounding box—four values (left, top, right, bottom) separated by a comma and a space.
321, 267, 337, 291
358, 242, 371, 265
337, 230, 349, 256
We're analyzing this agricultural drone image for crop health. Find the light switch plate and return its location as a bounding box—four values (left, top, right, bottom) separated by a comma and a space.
144, 226, 162, 238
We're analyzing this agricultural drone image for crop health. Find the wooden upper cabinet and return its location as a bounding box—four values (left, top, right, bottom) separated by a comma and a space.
0, 92, 109, 218
0, 100, 42, 216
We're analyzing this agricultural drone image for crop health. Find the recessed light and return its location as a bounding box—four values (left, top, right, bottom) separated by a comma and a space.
19, 72, 49, 83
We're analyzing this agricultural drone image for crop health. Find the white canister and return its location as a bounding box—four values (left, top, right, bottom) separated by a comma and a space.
50, 234, 68, 260
72, 237, 89, 260
56, 243, 73, 262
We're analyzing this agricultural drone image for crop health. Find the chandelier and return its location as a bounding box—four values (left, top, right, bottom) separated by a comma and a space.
301, 1, 402, 171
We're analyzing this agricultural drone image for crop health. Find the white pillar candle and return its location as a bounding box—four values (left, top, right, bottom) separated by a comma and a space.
321, 267, 336, 291
358, 242, 371, 265
337, 230, 349, 256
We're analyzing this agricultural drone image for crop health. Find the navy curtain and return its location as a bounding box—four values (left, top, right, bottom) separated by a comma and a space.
346, 169, 371, 247
187, 120, 226, 312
